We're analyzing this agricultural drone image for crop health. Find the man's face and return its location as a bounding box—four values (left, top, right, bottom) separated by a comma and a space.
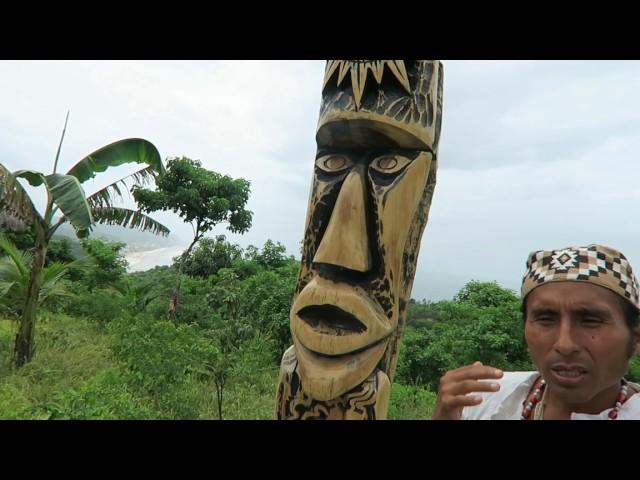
524, 281, 640, 405
290, 146, 435, 400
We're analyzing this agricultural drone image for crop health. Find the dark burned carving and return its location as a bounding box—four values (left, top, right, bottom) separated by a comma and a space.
276, 60, 443, 419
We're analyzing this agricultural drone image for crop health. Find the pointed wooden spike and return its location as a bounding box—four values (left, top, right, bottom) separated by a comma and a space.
323, 60, 340, 90
360, 61, 371, 89
351, 66, 364, 110
372, 61, 384, 84
387, 60, 411, 93
337, 61, 350, 86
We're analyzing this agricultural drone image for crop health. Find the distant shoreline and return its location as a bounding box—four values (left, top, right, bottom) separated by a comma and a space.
124, 245, 187, 272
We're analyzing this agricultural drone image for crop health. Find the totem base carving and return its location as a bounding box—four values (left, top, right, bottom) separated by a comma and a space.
275, 346, 391, 420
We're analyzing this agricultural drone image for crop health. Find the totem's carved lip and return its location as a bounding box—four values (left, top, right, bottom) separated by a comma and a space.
291, 276, 393, 356
296, 334, 385, 359
297, 304, 367, 336
293, 336, 390, 401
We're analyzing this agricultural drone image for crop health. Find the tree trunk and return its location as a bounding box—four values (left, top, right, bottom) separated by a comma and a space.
167, 234, 201, 319
215, 378, 225, 420
13, 244, 46, 368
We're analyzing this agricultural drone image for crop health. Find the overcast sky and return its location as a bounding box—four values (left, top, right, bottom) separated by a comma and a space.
2, 60, 640, 301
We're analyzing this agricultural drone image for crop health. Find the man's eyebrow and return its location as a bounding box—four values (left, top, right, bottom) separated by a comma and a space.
573, 307, 611, 318
530, 308, 558, 317
530, 306, 612, 318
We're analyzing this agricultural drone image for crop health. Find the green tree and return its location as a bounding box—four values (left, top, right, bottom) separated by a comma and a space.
111, 278, 162, 315
407, 298, 441, 326
396, 281, 532, 390
206, 268, 256, 419
0, 114, 168, 367
133, 157, 252, 317
81, 239, 128, 292
180, 235, 243, 278
454, 280, 519, 308
257, 239, 288, 269
230, 245, 261, 279
46, 238, 76, 266
108, 314, 216, 418
237, 259, 299, 358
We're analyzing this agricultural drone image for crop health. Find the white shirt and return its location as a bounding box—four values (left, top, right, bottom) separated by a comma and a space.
461, 371, 640, 420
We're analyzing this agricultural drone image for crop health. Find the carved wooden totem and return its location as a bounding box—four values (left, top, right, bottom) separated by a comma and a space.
276, 60, 443, 419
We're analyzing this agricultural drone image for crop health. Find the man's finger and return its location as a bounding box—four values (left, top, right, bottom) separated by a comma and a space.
444, 394, 484, 409
448, 379, 501, 396
446, 365, 503, 382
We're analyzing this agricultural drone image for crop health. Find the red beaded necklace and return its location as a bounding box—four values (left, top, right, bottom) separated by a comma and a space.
521, 376, 630, 420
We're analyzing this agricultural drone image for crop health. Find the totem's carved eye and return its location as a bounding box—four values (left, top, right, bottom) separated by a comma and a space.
370, 155, 411, 175
316, 154, 353, 173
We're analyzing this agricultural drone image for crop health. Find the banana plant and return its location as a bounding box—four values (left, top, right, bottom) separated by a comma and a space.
0, 234, 78, 318
0, 113, 170, 367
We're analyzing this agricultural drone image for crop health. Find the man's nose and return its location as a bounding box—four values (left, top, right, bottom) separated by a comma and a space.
313, 163, 372, 273
553, 317, 580, 356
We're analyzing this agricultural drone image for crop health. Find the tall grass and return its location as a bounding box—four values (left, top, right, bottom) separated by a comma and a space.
0, 314, 436, 420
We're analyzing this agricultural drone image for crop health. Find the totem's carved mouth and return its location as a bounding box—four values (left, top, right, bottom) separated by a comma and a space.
297, 304, 367, 336
291, 276, 394, 356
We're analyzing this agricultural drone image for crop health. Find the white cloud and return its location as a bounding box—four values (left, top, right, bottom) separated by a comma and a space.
2, 60, 640, 301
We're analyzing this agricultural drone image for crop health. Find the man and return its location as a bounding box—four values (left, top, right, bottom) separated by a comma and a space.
432, 244, 640, 420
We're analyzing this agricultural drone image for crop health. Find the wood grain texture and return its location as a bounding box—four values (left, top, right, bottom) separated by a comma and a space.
277, 60, 443, 419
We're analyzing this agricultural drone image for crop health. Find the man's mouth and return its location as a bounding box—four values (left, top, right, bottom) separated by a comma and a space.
553, 369, 584, 377
549, 364, 588, 384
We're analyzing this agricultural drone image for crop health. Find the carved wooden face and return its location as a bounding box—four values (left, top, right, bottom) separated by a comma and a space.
291, 143, 436, 400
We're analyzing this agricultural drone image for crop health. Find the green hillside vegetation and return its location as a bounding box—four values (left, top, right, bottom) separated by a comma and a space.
1, 239, 638, 419
3, 148, 638, 419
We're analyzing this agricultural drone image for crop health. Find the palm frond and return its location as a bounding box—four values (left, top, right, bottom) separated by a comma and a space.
0, 256, 28, 288
0, 255, 27, 315
0, 164, 42, 228
92, 206, 170, 237
0, 260, 22, 285
40, 261, 70, 284
44, 174, 94, 238
86, 165, 158, 210
39, 262, 72, 303
0, 234, 30, 277
14, 169, 46, 187
0, 280, 16, 297
66, 138, 164, 184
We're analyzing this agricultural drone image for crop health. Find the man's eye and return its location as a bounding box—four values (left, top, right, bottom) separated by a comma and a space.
370, 154, 411, 175
315, 154, 353, 173
583, 318, 603, 325
535, 317, 554, 323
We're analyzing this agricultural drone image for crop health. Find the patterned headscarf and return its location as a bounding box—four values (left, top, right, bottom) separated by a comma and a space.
521, 244, 640, 309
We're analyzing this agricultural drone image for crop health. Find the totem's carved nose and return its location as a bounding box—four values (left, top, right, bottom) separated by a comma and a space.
313, 164, 371, 273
